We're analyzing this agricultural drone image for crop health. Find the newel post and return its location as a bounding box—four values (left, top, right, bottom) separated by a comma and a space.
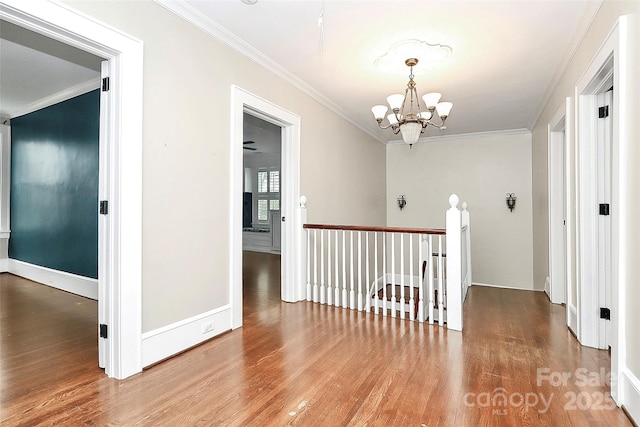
299, 196, 310, 301
446, 194, 463, 331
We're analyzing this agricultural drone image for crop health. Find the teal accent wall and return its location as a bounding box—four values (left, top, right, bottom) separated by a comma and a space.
9, 90, 100, 279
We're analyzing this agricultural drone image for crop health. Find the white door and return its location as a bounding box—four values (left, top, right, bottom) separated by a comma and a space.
98, 60, 110, 368
596, 89, 613, 350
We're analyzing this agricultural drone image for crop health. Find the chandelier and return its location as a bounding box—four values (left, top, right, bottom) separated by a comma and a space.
371, 58, 453, 146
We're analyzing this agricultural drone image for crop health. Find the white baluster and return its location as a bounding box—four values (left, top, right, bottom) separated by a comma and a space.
438, 235, 444, 327
419, 235, 425, 322
365, 232, 370, 313
391, 233, 396, 318
357, 231, 363, 311
374, 232, 379, 315
327, 229, 332, 306
313, 229, 318, 303
409, 234, 415, 321
349, 231, 355, 310
306, 228, 311, 301
334, 230, 340, 307
342, 229, 347, 308
400, 233, 405, 320
382, 232, 387, 316
320, 229, 325, 304
428, 235, 434, 324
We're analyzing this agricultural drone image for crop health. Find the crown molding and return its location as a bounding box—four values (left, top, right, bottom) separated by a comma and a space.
386, 128, 531, 146
528, 0, 603, 130
153, 0, 386, 144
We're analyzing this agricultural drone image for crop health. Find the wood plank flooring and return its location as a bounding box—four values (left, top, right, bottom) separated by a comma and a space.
1, 252, 633, 426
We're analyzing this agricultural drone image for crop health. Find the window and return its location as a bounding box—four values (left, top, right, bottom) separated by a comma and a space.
257, 199, 268, 222
257, 171, 268, 193
269, 170, 279, 193
256, 168, 280, 223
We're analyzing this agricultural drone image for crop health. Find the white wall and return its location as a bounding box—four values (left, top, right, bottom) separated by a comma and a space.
386, 131, 534, 289
64, 0, 386, 332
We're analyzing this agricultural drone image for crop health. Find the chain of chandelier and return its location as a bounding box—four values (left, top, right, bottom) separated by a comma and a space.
371, 58, 453, 147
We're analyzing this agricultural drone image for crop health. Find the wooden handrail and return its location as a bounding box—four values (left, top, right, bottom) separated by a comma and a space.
303, 223, 446, 235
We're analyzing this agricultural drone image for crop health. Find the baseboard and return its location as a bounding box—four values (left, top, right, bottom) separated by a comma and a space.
568, 303, 578, 335
621, 368, 640, 425
544, 276, 550, 298
0, 258, 8, 273
141, 305, 232, 367
472, 282, 543, 292
8, 259, 97, 299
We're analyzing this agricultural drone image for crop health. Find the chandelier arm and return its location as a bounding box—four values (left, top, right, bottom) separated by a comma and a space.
424, 117, 448, 128
376, 122, 399, 131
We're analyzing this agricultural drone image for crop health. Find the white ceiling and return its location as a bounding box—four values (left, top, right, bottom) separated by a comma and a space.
243, 112, 282, 154
174, 0, 602, 142
0, 20, 102, 118
1, 1, 603, 144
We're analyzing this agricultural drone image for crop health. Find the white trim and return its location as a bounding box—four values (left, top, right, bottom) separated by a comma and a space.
620, 368, 640, 424
567, 303, 578, 336
8, 259, 98, 300
472, 282, 543, 292
548, 97, 570, 307
544, 276, 550, 299
575, 16, 628, 404
0, 258, 9, 272
154, 0, 383, 145
0, 124, 11, 235
387, 128, 531, 146
9, 78, 100, 118
230, 86, 302, 330
141, 306, 232, 367
0, 0, 144, 380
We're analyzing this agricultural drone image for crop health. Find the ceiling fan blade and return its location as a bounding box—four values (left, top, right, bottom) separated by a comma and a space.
243, 140, 255, 145
243, 146, 257, 151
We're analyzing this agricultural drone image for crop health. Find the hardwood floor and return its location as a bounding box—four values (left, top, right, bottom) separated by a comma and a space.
1, 255, 633, 426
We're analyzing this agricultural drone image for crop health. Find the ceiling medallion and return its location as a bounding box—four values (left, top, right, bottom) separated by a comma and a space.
371, 58, 453, 147
374, 40, 452, 75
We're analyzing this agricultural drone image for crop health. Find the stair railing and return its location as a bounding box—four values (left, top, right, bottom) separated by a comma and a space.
301, 194, 470, 331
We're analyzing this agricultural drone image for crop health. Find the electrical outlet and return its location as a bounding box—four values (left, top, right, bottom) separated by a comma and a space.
201, 321, 215, 334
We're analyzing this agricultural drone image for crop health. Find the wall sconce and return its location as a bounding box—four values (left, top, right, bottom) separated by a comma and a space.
397, 194, 407, 210
506, 193, 517, 212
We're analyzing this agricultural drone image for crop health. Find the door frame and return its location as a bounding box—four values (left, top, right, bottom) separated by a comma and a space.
0, 0, 144, 379
230, 86, 302, 329
548, 98, 570, 309
575, 16, 628, 403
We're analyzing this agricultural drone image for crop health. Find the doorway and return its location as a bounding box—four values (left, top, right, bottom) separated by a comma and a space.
548, 99, 569, 313
230, 86, 301, 329
242, 113, 283, 314
0, 0, 143, 379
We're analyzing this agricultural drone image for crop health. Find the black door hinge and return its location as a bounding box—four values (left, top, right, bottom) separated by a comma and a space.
102, 77, 110, 92
99, 200, 109, 215
599, 203, 610, 216
598, 105, 609, 118
600, 308, 611, 320
99, 324, 108, 338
